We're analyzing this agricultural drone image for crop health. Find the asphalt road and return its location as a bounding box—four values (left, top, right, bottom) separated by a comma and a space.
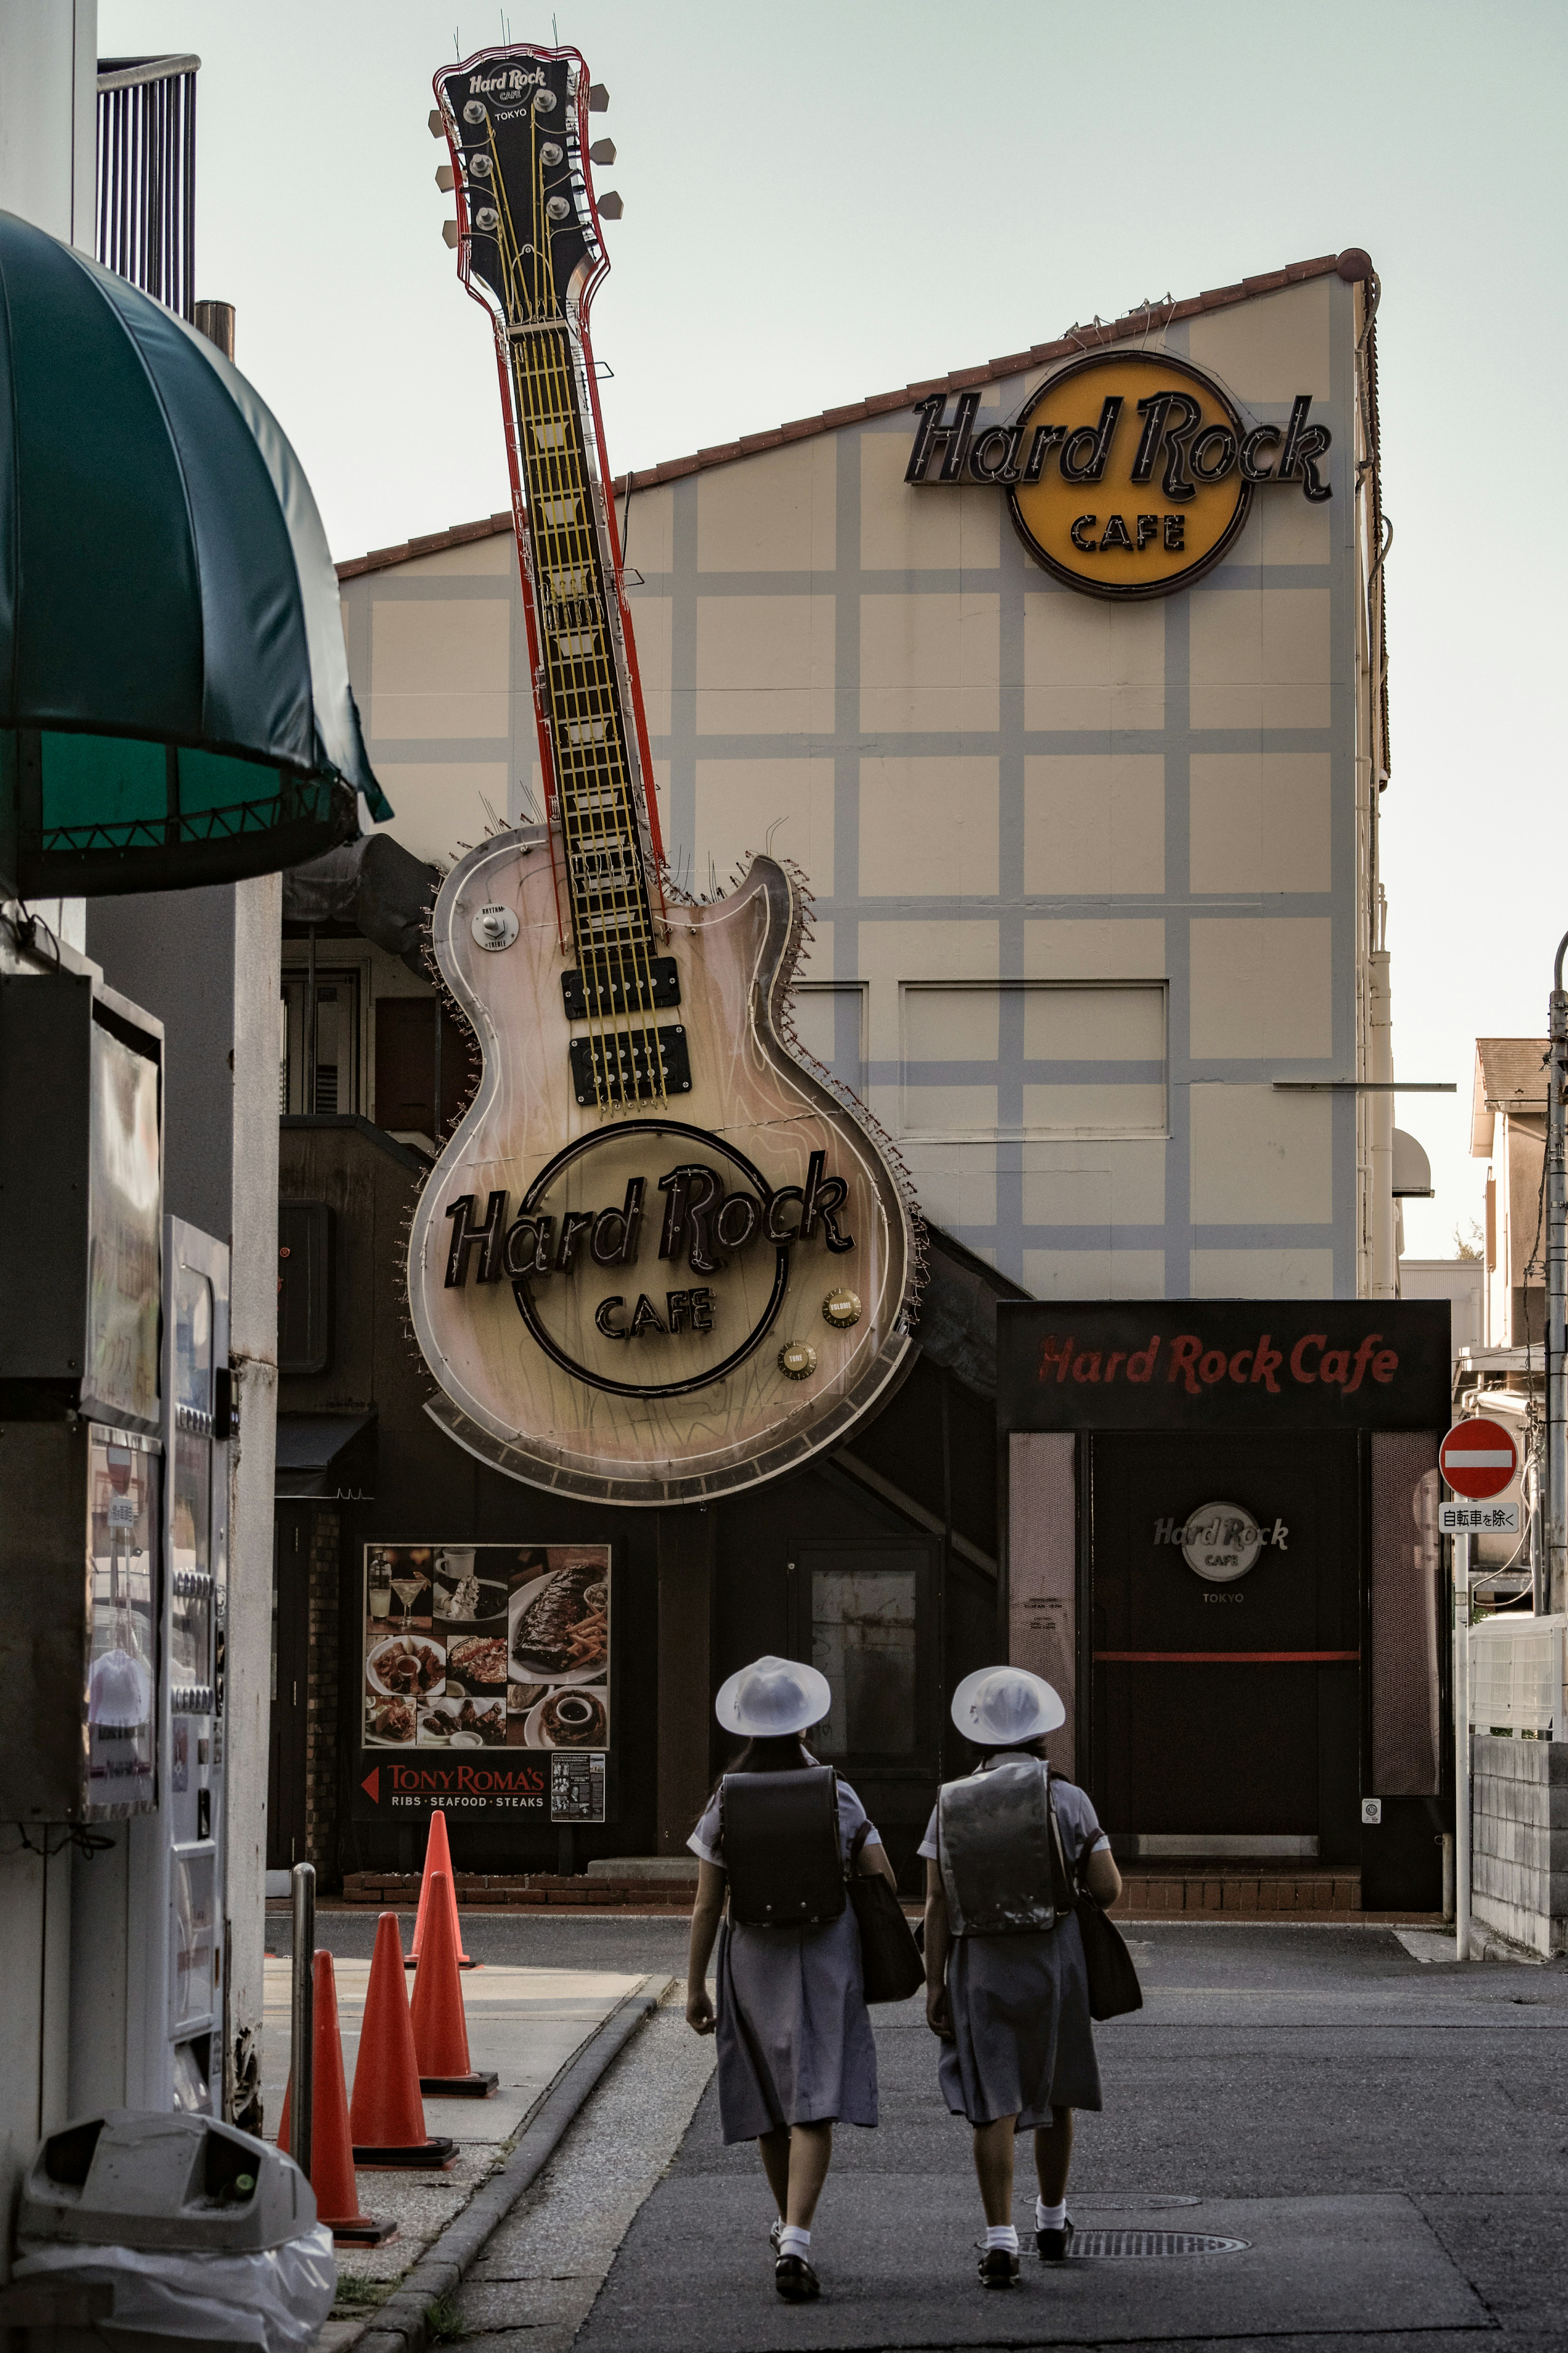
290, 1913, 1568, 2348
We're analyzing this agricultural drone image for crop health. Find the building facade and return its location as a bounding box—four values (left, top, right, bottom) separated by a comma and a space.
334, 249, 1391, 1300
278, 248, 1410, 1894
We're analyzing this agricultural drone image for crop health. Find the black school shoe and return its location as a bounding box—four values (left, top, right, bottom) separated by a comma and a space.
774, 2254, 820, 2302
1036, 2217, 1074, 2262
978, 2246, 1020, 2288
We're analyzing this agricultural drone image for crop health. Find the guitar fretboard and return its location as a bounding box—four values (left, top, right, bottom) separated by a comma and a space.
509, 332, 657, 987
452, 71, 683, 1113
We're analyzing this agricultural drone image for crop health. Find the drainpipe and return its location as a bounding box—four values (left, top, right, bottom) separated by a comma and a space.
1368, 948, 1396, 1298
1546, 935, 1568, 1615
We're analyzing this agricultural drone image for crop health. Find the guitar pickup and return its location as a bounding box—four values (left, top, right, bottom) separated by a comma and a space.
570, 1024, 692, 1106
561, 955, 680, 1020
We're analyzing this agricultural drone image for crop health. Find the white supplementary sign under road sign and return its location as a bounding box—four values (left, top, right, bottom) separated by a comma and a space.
1439, 1500, 1520, 1536
1440, 1416, 1519, 1501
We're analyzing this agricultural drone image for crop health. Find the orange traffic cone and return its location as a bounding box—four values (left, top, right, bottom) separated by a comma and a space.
408, 1810, 474, 1970
350, 1914, 459, 2170
277, 1950, 395, 2245
410, 1871, 497, 2097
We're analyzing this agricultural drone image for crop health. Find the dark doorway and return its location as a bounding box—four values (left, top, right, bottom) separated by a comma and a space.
1087, 1434, 1361, 1864
267, 1506, 310, 1871
789, 1539, 938, 1882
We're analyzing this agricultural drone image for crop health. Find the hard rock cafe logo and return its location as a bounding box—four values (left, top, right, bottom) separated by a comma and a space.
1154, 1503, 1289, 1584
907, 349, 1331, 600
441, 1120, 853, 1401
465, 64, 548, 97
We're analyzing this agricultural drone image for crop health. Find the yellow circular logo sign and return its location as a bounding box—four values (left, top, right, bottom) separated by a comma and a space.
1007, 351, 1251, 600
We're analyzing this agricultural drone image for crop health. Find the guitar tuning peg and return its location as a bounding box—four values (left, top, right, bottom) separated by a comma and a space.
597, 192, 624, 220
435, 164, 456, 193
428, 107, 446, 138
589, 138, 616, 165
442, 220, 459, 248
588, 83, 609, 111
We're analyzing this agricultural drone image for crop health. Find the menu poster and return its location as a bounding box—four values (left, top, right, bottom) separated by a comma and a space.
361, 1543, 611, 1768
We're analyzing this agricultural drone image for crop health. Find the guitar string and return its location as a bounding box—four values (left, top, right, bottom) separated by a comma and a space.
517, 341, 657, 1112
526, 105, 666, 1111
508, 100, 664, 1112
483, 96, 665, 1115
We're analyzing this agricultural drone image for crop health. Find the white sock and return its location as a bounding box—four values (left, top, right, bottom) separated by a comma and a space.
1036, 2197, 1067, 2230
985, 2224, 1019, 2253
778, 2225, 811, 2259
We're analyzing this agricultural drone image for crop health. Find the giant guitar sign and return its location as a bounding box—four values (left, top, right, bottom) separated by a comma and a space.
409, 44, 922, 1506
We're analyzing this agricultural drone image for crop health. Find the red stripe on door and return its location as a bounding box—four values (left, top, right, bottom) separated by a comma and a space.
1093, 1650, 1359, 1664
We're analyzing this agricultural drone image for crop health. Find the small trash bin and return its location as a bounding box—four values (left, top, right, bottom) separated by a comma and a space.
0, 2110, 335, 2353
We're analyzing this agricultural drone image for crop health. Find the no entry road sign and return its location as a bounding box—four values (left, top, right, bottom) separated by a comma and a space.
1440, 1417, 1519, 1501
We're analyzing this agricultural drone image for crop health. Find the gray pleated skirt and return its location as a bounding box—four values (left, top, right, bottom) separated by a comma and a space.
938, 1911, 1102, 2130
713, 1909, 879, 2145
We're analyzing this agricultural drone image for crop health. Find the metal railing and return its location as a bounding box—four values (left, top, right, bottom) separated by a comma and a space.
96, 54, 200, 319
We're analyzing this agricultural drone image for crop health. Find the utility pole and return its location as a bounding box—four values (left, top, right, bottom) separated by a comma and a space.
1547, 936, 1568, 1616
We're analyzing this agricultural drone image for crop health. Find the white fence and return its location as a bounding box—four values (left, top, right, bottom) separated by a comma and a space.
1469, 1615, 1566, 1740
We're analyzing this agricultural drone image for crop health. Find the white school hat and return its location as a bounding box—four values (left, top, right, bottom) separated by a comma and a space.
714, 1654, 832, 1738
950, 1664, 1065, 1746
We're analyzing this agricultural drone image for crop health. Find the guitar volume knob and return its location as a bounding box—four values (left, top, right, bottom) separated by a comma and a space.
472, 904, 519, 951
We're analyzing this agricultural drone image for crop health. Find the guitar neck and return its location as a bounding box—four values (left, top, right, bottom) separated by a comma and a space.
507, 327, 669, 1017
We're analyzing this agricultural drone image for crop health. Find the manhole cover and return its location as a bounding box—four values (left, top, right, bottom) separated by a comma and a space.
1068, 2229, 1249, 2259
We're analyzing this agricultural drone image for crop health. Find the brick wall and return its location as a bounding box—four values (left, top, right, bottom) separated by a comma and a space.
1472, 1734, 1568, 1957
305, 1507, 341, 1871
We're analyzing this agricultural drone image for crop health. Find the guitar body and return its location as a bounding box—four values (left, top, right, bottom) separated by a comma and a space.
410, 835, 920, 1503
412, 40, 922, 1504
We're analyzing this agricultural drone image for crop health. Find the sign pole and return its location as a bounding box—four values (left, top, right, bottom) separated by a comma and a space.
1547, 938, 1568, 1616
1454, 1532, 1471, 1964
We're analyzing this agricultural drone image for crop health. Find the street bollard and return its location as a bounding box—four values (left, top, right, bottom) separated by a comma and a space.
290, 1861, 316, 2178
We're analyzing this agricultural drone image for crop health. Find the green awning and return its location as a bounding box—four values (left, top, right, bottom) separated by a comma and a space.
0, 209, 392, 896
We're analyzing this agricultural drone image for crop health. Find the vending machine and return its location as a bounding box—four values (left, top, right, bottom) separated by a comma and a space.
127, 1219, 231, 2114
0, 968, 164, 1830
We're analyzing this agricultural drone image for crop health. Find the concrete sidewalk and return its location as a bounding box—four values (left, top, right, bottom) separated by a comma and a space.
258, 1954, 662, 2343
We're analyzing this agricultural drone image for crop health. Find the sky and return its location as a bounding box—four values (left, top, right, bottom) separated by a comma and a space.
102, 0, 1568, 1256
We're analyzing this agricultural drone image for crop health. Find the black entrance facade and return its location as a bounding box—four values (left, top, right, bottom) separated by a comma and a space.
999, 1301, 1452, 1911
1087, 1433, 1361, 1865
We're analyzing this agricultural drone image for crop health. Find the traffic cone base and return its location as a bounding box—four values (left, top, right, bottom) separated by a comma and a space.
352, 2132, 459, 2168
324, 2215, 398, 2246
418, 2068, 499, 2097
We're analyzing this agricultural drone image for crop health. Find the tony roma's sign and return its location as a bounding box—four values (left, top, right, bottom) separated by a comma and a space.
907, 349, 1330, 600
997, 1301, 1451, 1434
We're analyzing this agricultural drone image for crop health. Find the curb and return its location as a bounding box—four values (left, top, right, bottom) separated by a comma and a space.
346, 1973, 673, 2353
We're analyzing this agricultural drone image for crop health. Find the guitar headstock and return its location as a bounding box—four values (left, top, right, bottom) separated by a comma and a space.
432, 45, 613, 326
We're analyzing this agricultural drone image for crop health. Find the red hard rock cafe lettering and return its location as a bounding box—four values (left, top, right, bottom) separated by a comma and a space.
1032, 1325, 1396, 1401
1167, 1334, 1204, 1394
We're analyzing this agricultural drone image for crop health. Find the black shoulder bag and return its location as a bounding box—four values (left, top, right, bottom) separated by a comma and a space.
847, 1821, 925, 2003
1047, 1782, 1143, 2022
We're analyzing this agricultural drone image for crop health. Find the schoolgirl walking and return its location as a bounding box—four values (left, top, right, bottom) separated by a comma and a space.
922, 1665, 1124, 2288
684, 1655, 900, 2303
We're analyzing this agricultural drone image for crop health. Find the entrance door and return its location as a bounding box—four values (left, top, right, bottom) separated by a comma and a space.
1088, 1434, 1361, 1862
267, 1507, 310, 1871
790, 1541, 938, 1882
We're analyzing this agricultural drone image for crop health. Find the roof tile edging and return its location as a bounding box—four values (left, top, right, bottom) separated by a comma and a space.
336, 250, 1353, 580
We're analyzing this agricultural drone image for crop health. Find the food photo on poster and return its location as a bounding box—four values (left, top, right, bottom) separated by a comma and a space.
362, 1543, 610, 1758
